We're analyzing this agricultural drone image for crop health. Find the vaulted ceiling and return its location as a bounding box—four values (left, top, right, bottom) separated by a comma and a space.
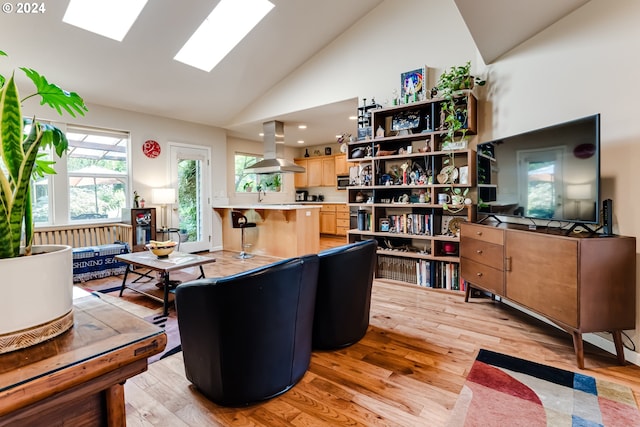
1, 0, 589, 146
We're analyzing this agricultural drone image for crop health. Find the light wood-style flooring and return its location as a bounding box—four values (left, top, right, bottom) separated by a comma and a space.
87, 237, 640, 426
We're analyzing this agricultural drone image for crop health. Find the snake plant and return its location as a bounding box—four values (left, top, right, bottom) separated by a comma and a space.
0, 50, 87, 259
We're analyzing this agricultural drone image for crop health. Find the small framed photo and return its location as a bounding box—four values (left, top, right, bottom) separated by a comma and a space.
379, 217, 391, 232
400, 66, 427, 100
325, 147, 332, 155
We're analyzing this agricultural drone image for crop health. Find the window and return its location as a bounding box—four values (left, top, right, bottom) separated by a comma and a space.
34, 125, 129, 224
234, 153, 281, 193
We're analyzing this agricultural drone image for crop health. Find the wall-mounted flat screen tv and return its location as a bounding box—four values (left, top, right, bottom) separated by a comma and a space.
476, 114, 600, 225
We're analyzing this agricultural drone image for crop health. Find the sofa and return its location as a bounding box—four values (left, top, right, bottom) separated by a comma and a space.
33, 223, 132, 282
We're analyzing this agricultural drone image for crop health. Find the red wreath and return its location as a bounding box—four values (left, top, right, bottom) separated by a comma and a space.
142, 140, 161, 158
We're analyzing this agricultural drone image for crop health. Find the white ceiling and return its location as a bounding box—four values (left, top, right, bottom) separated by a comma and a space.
1, 0, 590, 147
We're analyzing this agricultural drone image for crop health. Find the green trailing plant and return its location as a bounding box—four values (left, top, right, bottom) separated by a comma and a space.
436, 61, 485, 145
0, 50, 87, 259
441, 152, 469, 214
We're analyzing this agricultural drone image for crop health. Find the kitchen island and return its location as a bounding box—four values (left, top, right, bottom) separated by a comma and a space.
213, 204, 320, 258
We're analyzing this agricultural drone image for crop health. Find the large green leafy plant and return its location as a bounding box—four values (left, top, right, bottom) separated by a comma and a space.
0, 50, 87, 259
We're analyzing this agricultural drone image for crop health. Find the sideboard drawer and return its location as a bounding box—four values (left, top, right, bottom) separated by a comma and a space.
461, 258, 505, 295
461, 223, 504, 245
460, 237, 504, 270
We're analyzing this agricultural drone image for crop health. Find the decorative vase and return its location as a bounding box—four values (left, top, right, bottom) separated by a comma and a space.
0, 245, 74, 354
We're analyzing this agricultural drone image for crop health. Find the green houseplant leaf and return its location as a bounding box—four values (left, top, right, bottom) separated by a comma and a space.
0, 51, 87, 258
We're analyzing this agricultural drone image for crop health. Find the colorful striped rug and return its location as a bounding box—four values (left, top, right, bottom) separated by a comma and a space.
447, 349, 640, 426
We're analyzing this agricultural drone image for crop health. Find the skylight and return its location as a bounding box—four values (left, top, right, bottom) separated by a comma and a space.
63, 0, 148, 42
174, 0, 275, 72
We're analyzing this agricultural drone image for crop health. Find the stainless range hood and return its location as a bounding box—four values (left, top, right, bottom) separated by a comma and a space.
244, 120, 305, 174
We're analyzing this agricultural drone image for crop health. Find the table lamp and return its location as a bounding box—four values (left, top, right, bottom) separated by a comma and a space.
566, 183, 591, 219
151, 188, 176, 230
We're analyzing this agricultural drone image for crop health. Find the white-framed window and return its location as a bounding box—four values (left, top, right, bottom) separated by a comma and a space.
34, 125, 129, 224
234, 152, 282, 193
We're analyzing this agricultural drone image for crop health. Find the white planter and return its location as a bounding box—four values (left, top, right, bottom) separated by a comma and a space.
0, 245, 74, 353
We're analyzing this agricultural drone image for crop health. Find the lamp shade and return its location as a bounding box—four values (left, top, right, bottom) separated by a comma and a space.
151, 188, 176, 204
566, 184, 591, 200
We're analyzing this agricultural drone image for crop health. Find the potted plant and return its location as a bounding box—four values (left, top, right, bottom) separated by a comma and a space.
435, 61, 485, 148
0, 50, 87, 353
243, 180, 254, 192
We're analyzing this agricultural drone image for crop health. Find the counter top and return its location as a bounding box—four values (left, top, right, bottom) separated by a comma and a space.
213, 204, 322, 210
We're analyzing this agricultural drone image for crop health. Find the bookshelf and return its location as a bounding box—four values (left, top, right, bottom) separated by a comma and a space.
347, 93, 478, 291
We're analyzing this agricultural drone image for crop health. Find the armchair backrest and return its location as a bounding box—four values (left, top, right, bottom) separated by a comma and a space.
175, 254, 319, 406
313, 239, 378, 349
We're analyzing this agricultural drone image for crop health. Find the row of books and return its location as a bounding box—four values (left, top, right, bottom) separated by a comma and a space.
385, 213, 437, 235
376, 255, 465, 291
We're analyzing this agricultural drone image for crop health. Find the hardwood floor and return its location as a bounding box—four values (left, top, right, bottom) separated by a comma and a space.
88, 238, 640, 426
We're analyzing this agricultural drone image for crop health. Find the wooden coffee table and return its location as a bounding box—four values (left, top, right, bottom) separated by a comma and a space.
116, 251, 216, 316
0, 288, 166, 425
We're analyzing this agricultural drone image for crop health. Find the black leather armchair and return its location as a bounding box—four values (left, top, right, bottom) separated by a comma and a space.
313, 239, 378, 349
174, 254, 319, 406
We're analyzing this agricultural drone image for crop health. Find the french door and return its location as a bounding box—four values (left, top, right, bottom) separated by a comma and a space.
169, 144, 211, 253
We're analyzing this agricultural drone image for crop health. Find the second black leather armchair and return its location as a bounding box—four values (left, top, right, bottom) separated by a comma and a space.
313, 239, 378, 349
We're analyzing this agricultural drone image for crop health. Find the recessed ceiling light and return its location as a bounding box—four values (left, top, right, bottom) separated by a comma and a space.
175, 0, 274, 72
63, 0, 148, 42
349, 116, 357, 120
298, 124, 307, 129
297, 140, 305, 144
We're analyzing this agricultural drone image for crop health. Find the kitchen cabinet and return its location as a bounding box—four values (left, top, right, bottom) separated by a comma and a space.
460, 221, 636, 369
294, 159, 307, 187
322, 157, 336, 186
320, 204, 337, 235
306, 158, 323, 187
336, 204, 350, 236
294, 155, 344, 188
335, 154, 349, 175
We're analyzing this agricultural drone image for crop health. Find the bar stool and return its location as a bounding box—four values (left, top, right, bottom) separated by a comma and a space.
231, 211, 257, 259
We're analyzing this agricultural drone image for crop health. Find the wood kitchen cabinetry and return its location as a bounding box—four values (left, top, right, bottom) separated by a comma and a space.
320, 204, 337, 235
336, 204, 350, 236
460, 222, 636, 368
335, 154, 349, 175
294, 155, 344, 188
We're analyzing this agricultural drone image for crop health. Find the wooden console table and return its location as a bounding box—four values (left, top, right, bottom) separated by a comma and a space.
460, 222, 636, 369
0, 290, 167, 426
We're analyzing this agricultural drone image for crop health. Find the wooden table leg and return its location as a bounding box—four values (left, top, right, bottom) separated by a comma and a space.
105, 383, 126, 427
572, 331, 585, 369
612, 330, 627, 365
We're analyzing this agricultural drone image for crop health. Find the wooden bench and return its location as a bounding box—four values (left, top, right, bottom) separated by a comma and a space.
33, 223, 133, 283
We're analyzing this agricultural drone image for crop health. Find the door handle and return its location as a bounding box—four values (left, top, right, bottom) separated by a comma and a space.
505, 257, 512, 271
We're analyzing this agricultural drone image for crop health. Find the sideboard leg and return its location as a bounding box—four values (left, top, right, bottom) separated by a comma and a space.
464, 285, 472, 302
612, 330, 627, 365
572, 331, 585, 369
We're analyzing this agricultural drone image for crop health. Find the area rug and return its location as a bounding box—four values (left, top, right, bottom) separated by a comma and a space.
143, 312, 181, 363
447, 349, 640, 426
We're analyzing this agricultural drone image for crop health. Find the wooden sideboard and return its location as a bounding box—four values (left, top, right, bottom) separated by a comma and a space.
460, 222, 636, 369
0, 290, 167, 426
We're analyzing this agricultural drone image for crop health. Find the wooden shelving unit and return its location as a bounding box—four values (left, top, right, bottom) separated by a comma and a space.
347, 93, 478, 291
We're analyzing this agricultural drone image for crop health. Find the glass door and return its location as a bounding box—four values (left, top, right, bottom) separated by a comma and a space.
169, 144, 211, 253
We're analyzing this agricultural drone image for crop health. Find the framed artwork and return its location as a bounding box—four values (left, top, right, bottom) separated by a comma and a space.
400, 66, 427, 100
